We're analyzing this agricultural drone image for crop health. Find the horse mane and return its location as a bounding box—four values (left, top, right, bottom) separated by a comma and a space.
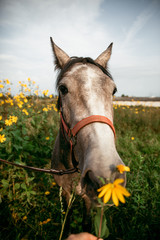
56, 57, 113, 89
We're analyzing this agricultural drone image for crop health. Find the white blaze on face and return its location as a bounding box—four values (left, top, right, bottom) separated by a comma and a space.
69, 66, 120, 177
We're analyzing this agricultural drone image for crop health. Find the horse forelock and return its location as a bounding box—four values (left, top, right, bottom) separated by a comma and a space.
56, 57, 113, 88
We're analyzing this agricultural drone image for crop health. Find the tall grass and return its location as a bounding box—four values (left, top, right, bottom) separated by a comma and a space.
0, 79, 160, 239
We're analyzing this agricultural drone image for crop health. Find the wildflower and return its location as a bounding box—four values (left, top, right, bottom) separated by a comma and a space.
5, 119, 13, 126
117, 165, 130, 174
0, 128, 3, 131
45, 191, 50, 195
39, 218, 51, 225
0, 116, 2, 121
9, 116, 18, 123
28, 78, 31, 81
34, 90, 39, 96
32, 81, 35, 84
0, 93, 3, 97
46, 137, 50, 140
42, 90, 49, 96
53, 104, 58, 112
0, 134, 6, 143
49, 94, 53, 98
97, 179, 131, 206
43, 107, 48, 112
5, 79, 10, 84
5, 98, 13, 105
22, 109, 29, 115
0, 84, 4, 88
17, 103, 23, 108
131, 137, 135, 141
52, 182, 56, 186
22, 216, 27, 220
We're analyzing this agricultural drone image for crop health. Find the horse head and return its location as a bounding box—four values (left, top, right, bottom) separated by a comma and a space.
51, 37, 126, 205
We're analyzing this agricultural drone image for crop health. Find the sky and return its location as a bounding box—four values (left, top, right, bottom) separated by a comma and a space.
0, 0, 160, 97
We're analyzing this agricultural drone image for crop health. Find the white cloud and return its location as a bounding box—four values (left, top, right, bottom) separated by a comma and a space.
122, 0, 158, 48
0, 0, 160, 96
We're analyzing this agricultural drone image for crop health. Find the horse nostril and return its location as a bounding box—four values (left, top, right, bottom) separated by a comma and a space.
82, 170, 100, 197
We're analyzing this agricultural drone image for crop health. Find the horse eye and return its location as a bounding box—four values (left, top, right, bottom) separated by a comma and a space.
113, 87, 117, 95
59, 85, 68, 95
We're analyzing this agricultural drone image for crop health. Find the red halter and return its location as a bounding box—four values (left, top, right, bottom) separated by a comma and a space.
60, 113, 116, 143
60, 112, 116, 169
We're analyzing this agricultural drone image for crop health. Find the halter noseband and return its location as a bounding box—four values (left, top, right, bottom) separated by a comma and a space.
60, 110, 116, 170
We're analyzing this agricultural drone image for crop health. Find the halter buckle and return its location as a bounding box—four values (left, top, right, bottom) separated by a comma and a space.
69, 130, 77, 146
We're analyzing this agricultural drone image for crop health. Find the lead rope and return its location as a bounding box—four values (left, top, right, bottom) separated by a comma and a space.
0, 158, 79, 175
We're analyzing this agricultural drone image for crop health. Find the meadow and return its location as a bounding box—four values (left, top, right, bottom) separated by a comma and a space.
0, 79, 160, 240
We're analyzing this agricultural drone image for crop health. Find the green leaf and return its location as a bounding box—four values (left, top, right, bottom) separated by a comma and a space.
8, 190, 13, 201
94, 208, 109, 239
30, 190, 36, 195
1, 179, 9, 189
27, 177, 34, 183
21, 182, 27, 190
14, 183, 20, 190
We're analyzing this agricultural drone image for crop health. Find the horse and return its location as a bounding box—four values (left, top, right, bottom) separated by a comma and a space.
50, 37, 126, 224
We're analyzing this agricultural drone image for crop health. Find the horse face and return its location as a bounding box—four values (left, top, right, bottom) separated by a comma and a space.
51, 38, 126, 201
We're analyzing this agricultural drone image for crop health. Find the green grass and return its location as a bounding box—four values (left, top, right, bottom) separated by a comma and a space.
0, 81, 160, 239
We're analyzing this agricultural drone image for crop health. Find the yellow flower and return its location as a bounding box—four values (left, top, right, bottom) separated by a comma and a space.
5, 79, 10, 84
22, 109, 29, 115
97, 179, 131, 206
53, 104, 58, 112
117, 165, 130, 174
39, 218, 51, 225
0, 134, 6, 143
17, 103, 23, 108
43, 107, 48, 112
46, 137, 50, 140
22, 216, 27, 220
9, 116, 18, 123
52, 182, 56, 186
49, 94, 53, 98
5, 119, 13, 126
45, 191, 50, 195
0, 84, 4, 88
131, 137, 135, 141
0, 128, 3, 131
42, 90, 49, 96
34, 90, 39, 96
0, 116, 2, 121
0, 93, 3, 97
28, 78, 31, 81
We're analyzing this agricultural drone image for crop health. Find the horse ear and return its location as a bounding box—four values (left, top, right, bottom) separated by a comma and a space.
95, 43, 113, 68
50, 37, 70, 69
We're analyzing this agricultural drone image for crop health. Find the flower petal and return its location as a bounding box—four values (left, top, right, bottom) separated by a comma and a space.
117, 165, 130, 173
97, 183, 112, 198
116, 188, 126, 203
112, 189, 119, 206
114, 178, 124, 186
116, 185, 131, 197
103, 188, 112, 203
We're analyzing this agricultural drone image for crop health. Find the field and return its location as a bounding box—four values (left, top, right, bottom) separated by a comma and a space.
0, 79, 160, 240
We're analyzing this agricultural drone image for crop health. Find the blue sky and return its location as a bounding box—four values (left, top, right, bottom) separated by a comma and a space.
0, 0, 160, 96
